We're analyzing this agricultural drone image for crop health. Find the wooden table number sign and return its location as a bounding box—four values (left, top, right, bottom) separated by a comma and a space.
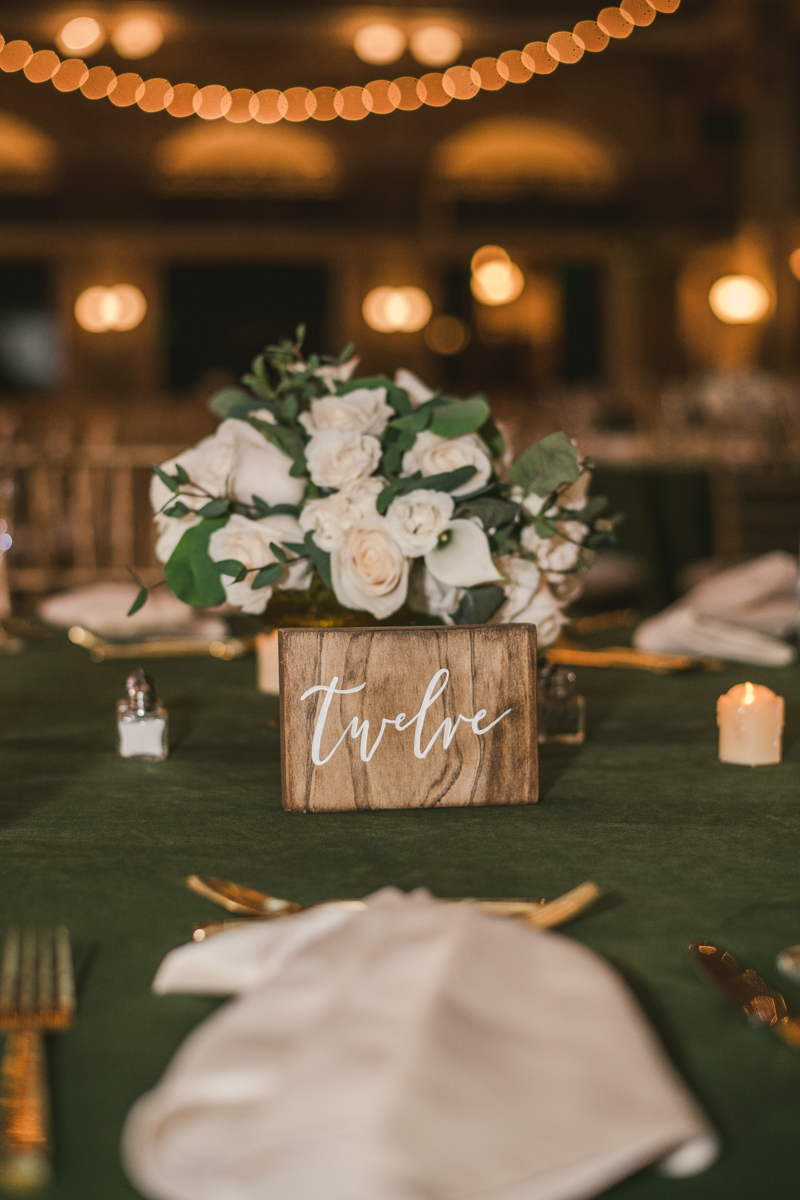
279, 625, 538, 812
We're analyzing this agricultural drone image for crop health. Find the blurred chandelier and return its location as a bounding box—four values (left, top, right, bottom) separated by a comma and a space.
0, 1, 680, 124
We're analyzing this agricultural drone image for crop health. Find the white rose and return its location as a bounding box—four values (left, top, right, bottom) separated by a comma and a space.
394, 368, 435, 408
305, 430, 382, 489
331, 522, 409, 619
153, 512, 202, 564
385, 490, 454, 557
425, 520, 503, 588
299, 478, 385, 551
221, 420, 305, 509
287, 356, 359, 393
249, 408, 277, 425
150, 418, 303, 521
491, 560, 566, 646
407, 562, 463, 622
520, 519, 589, 573
208, 513, 307, 615
401, 431, 492, 497
299, 387, 394, 436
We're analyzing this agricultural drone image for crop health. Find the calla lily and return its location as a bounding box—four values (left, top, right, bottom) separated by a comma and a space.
424, 519, 503, 588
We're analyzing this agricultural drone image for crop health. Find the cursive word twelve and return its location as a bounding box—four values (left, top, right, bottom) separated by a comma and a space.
301, 668, 512, 766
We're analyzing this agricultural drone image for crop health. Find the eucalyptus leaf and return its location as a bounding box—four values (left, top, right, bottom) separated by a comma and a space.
336, 342, 355, 364
252, 563, 284, 590
164, 501, 190, 518
508, 431, 580, 496
390, 408, 431, 434
454, 497, 519, 529
242, 374, 275, 403
126, 566, 146, 589
152, 464, 181, 493
394, 465, 476, 495
428, 397, 490, 439
208, 387, 258, 420
164, 518, 227, 607
452, 584, 507, 626
127, 586, 149, 617
198, 499, 230, 518
376, 486, 395, 514
174, 463, 190, 486
269, 542, 287, 563
303, 530, 332, 589
336, 376, 411, 416
214, 558, 247, 581
478, 413, 506, 460
534, 515, 558, 539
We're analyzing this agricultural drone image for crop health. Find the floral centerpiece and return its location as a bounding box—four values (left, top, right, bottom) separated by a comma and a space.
139, 331, 618, 645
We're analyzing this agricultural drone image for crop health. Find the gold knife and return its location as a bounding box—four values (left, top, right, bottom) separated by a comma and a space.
690, 940, 800, 1049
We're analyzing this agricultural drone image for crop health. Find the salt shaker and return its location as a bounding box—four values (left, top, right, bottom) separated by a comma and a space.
117, 668, 168, 760
538, 663, 585, 745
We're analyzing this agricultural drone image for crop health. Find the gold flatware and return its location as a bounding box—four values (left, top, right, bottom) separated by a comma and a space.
0, 928, 75, 1192
690, 940, 800, 1050
545, 646, 723, 674
188, 877, 601, 939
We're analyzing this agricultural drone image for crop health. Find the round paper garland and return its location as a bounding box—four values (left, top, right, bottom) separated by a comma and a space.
0, 0, 680, 123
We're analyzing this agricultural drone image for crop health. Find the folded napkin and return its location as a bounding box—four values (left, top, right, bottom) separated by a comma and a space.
39, 582, 227, 641
634, 552, 797, 666
123, 889, 718, 1200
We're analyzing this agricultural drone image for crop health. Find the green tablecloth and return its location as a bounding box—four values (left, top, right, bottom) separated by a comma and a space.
2, 640, 800, 1199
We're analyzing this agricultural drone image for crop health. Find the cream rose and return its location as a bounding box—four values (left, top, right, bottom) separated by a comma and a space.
299, 477, 384, 551
394, 368, 435, 408
520, 519, 589, 573
208, 513, 308, 615
299, 387, 393, 437
491, 559, 566, 646
331, 522, 409, 619
401, 431, 492, 497
424, 520, 502, 589
557, 471, 591, 511
305, 430, 382, 490
288, 356, 359, 393
385, 490, 454, 557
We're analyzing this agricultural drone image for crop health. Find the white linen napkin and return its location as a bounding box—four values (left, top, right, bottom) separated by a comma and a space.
123, 889, 718, 1200
634, 552, 797, 666
38, 582, 227, 641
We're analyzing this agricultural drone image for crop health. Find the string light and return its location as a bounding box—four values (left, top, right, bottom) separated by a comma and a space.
74, 285, 147, 332
0, 2, 679, 124
708, 276, 770, 324
424, 314, 470, 354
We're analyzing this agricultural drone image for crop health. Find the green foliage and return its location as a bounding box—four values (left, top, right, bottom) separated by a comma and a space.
214, 559, 248, 582
269, 542, 287, 563
390, 408, 431, 433
376, 486, 394, 514
125, 568, 149, 616
452, 584, 507, 625
152, 464, 181, 493
477, 413, 506, 460
394, 465, 476, 495
454, 497, 518, 530
164, 519, 227, 607
303, 530, 332, 589
428, 396, 490, 439
208, 387, 260, 420
508, 431, 580, 497
197, 498, 230, 518
250, 495, 301, 519
337, 376, 412, 415
163, 501, 190, 518
252, 563, 284, 590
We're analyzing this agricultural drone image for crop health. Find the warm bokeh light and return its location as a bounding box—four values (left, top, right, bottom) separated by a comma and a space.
193, 84, 232, 120
424, 314, 470, 355
471, 245, 510, 273
74, 285, 147, 332
111, 15, 163, 59
708, 275, 770, 324
789, 248, 800, 281
409, 25, 462, 67
362, 286, 432, 332
57, 17, 104, 55
471, 259, 525, 306
25, 50, 61, 84
353, 23, 406, 64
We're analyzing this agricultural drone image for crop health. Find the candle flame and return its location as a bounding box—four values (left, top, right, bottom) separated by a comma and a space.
743, 682, 756, 705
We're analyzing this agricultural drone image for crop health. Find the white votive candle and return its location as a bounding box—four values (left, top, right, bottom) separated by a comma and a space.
256, 630, 280, 694
717, 682, 784, 766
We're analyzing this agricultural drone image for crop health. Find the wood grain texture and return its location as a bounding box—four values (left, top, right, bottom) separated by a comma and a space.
280, 625, 538, 812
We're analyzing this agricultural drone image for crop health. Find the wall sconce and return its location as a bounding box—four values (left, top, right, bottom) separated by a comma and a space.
74, 285, 147, 332
470, 246, 525, 306
353, 23, 406, 64
362, 286, 432, 332
708, 275, 770, 324
409, 26, 462, 66
56, 17, 105, 56
111, 15, 164, 59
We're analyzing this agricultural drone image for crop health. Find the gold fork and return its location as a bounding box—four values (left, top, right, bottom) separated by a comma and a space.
0, 929, 75, 1193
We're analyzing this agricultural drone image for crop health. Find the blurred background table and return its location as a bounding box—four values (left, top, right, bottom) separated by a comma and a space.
1, 638, 799, 1199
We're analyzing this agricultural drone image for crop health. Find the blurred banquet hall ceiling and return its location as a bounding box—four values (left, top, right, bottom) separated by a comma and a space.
0, 0, 794, 423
